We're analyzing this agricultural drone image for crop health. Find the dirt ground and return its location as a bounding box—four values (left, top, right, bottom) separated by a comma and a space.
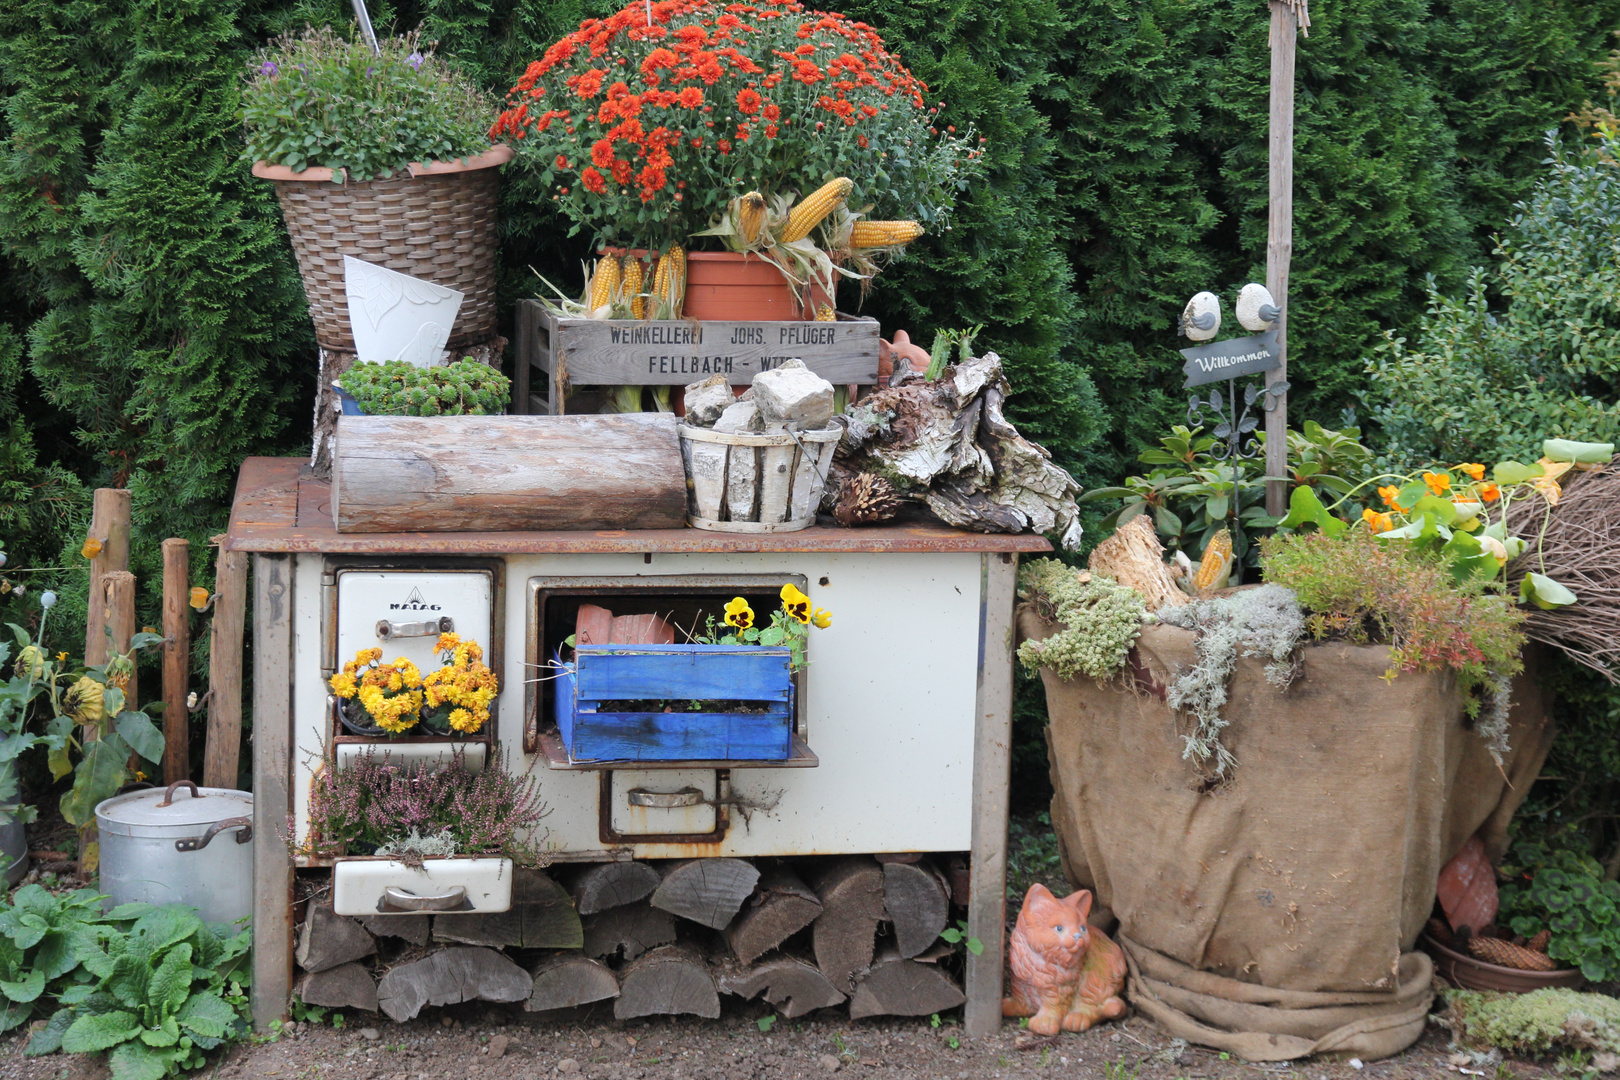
0, 1005, 1546, 1080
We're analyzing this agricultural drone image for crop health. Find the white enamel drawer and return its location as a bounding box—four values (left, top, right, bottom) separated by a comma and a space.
332, 857, 513, 916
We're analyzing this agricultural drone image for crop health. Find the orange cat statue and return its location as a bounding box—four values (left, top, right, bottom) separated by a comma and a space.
1002, 884, 1127, 1035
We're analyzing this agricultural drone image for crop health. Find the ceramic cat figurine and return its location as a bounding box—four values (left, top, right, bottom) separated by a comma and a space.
1002, 883, 1127, 1035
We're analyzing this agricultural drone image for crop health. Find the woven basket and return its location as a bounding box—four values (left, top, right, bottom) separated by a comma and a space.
254, 145, 511, 353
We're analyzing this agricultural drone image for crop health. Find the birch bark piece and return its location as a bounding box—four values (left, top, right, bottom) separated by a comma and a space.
756, 444, 796, 524
725, 445, 759, 522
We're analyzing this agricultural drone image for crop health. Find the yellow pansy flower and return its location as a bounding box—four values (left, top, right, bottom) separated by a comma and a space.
724, 597, 755, 630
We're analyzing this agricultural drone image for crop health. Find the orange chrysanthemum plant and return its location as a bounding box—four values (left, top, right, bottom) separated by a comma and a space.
494, 0, 981, 282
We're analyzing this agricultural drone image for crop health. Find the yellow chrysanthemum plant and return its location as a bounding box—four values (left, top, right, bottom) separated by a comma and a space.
330, 647, 426, 736
698, 584, 830, 671
420, 632, 498, 736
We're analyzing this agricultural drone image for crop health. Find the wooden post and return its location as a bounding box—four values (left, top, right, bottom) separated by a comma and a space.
82, 569, 138, 867
160, 539, 190, 785
203, 539, 248, 790
1263, 0, 1298, 517
250, 555, 295, 1032
84, 489, 131, 666
964, 552, 1018, 1038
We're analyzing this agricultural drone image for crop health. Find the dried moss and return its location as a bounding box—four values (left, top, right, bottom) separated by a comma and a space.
1017, 559, 1145, 682
1445, 988, 1620, 1062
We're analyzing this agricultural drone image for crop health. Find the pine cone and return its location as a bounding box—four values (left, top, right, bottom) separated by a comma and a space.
833, 473, 902, 526
1529, 929, 1552, 953
1468, 935, 1558, 971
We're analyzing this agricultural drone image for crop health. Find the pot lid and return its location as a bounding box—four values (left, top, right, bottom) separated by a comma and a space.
95, 782, 252, 828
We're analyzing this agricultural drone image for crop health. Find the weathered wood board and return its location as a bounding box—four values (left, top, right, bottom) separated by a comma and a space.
331, 414, 687, 533
514, 300, 879, 414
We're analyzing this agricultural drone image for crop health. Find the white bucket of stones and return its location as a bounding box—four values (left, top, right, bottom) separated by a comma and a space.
679, 424, 841, 532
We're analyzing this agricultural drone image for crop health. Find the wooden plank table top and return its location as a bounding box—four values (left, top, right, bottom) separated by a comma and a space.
225, 457, 1055, 556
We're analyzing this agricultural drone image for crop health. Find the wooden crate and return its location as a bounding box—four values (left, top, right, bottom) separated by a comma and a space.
513, 298, 881, 415
553, 644, 795, 763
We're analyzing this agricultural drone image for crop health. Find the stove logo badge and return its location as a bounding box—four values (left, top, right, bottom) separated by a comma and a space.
390, 587, 441, 612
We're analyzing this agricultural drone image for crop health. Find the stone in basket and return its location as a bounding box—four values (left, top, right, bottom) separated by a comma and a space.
679, 363, 840, 533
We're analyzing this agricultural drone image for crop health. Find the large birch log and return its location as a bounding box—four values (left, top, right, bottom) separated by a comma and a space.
332, 414, 687, 533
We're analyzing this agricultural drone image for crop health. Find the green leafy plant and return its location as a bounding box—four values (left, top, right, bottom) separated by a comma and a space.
20, 902, 250, 1080
692, 584, 829, 673
342, 359, 511, 417
0, 886, 111, 1033
1015, 560, 1144, 682
242, 27, 496, 180
756, 1014, 776, 1033
937, 920, 983, 956
1499, 840, 1620, 982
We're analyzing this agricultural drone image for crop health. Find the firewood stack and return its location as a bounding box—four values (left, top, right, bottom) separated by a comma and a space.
294, 854, 967, 1022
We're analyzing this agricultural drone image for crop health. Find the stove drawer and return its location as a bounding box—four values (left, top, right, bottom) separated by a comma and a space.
606, 769, 718, 839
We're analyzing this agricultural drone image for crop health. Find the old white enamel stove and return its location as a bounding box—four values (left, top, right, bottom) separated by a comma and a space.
228, 457, 1043, 1036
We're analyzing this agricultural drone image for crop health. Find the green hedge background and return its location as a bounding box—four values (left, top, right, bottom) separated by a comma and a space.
2, 0, 1618, 808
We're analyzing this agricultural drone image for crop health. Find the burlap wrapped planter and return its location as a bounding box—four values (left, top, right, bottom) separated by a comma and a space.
253, 145, 511, 352
1021, 613, 1558, 1060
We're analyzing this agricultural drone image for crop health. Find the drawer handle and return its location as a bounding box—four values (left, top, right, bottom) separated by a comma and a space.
627, 787, 704, 809
377, 885, 469, 913
175, 817, 253, 853
375, 616, 455, 641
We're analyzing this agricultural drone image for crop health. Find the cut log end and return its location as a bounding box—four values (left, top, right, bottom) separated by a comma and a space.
526, 953, 621, 1013
297, 962, 378, 1013
717, 956, 845, 1019
810, 858, 885, 993
376, 947, 533, 1023
651, 858, 761, 930
582, 901, 677, 962
848, 951, 965, 1019
883, 861, 950, 959
614, 946, 720, 1020
568, 860, 662, 916
725, 865, 822, 966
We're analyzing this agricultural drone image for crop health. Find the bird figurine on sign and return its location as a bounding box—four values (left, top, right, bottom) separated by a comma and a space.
1179, 291, 1221, 341
1235, 282, 1281, 332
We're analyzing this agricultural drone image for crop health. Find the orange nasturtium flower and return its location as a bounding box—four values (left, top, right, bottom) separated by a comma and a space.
1377, 485, 1405, 510
1423, 471, 1452, 496
1479, 482, 1501, 503
1362, 508, 1394, 533
1458, 462, 1486, 481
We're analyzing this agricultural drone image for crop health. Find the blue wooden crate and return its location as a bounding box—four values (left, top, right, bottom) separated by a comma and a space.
554, 644, 795, 762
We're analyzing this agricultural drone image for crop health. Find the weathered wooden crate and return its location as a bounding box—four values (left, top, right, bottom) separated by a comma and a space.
553, 644, 795, 763
512, 298, 881, 415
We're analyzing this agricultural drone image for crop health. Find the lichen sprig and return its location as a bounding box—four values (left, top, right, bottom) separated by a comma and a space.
1016, 559, 1146, 682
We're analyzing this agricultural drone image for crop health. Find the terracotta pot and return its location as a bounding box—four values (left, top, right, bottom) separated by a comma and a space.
1420, 933, 1585, 992
252, 145, 512, 352
683, 251, 833, 321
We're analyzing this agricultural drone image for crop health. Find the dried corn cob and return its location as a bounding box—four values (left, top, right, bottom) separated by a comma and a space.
779, 177, 852, 243
1194, 529, 1233, 592
815, 304, 836, 322
848, 220, 924, 248
1467, 936, 1558, 972
588, 256, 620, 312
650, 243, 686, 319
621, 256, 645, 319
737, 191, 768, 246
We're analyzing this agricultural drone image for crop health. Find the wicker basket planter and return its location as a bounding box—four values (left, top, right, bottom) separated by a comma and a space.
253, 145, 512, 352
679, 424, 840, 533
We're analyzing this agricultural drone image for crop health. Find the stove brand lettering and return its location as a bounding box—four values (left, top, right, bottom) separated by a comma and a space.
390, 587, 441, 612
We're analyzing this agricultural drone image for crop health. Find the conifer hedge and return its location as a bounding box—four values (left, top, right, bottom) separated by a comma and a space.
0, 0, 1616, 659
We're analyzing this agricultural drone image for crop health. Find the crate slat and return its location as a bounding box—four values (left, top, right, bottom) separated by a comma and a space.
567, 710, 794, 762
574, 646, 792, 702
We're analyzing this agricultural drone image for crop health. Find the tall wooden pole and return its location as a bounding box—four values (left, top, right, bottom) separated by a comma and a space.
203, 538, 248, 790
160, 539, 191, 785
1264, 1, 1298, 517
84, 489, 131, 666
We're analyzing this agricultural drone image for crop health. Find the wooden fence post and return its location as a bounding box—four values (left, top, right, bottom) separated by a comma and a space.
1263, 0, 1298, 517
203, 538, 248, 790
84, 489, 131, 666
82, 569, 138, 867
160, 539, 190, 785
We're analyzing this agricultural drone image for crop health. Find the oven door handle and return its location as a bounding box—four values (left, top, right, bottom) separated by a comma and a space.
377, 885, 469, 913
626, 787, 705, 809
375, 616, 454, 641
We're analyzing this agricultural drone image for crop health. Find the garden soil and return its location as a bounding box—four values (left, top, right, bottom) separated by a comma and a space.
1028, 616, 1556, 1060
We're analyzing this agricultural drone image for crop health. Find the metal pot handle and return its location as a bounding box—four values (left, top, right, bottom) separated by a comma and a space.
377, 886, 469, 913
157, 780, 200, 808
175, 817, 252, 853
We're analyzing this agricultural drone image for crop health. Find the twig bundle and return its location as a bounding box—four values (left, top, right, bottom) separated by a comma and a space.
1504, 459, 1620, 681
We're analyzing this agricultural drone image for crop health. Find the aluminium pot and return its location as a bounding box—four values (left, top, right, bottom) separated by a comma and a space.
95, 781, 253, 925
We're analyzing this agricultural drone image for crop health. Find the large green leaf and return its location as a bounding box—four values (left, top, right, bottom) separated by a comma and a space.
1493, 461, 1544, 486
108, 1040, 174, 1080
113, 712, 165, 765
129, 907, 202, 957
175, 991, 236, 1040
0, 967, 45, 1004
26, 1008, 73, 1055
105, 954, 150, 1011
1521, 572, 1578, 611
146, 944, 193, 1016
60, 1009, 142, 1053
139, 1015, 180, 1047
35, 931, 79, 982
0, 997, 33, 1033
59, 737, 131, 829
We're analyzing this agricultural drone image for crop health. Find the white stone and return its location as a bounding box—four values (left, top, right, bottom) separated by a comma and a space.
714, 400, 764, 434
1236, 282, 1278, 332
1180, 291, 1221, 341
752, 365, 834, 429
682, 375, 733, 428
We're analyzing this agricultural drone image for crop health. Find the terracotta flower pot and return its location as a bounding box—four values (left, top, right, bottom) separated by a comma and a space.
252, 145, 512, 352
1420, 933, 1586, 992
682, 251, 833, 321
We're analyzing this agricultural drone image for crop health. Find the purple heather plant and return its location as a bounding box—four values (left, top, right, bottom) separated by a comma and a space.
302, 746, 548, 862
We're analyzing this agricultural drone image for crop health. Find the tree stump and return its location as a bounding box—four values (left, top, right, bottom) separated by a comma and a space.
297, 963, 378, 1013
650, 858, 760, 930
716, 956, 845, 1018
810, 858, 885, 992
847, 947, 966, 1019
567, 860, 662, 915
433, 869, 583, 948
614, 946, 720, 1020
376, 947, 533, 1022
882, 861, 950, 958
582, 901, 678, 961
526, 952, 621, 1013
295, 903, 375, 973
724, 865, 822, 965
